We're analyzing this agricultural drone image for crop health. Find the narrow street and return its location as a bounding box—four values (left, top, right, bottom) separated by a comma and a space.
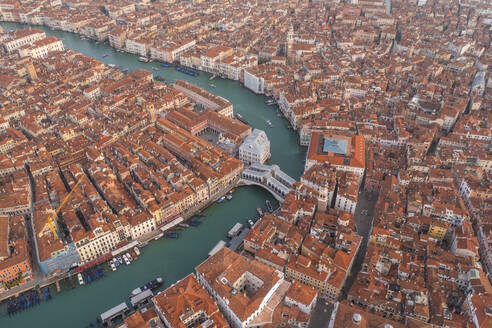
309, 190, 378, 327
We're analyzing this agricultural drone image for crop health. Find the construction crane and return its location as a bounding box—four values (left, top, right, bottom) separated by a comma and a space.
41, 174, 86, 239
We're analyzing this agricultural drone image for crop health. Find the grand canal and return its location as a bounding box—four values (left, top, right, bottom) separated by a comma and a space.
0, 22, 306, 327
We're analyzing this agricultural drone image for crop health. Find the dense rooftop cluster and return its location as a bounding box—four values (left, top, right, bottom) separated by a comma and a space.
1, 0, 492, 327
0, 29, 247, 285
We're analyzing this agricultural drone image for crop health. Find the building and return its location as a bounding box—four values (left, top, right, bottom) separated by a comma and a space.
1, 28, 45, 53
173, 80, 234, 118
18, 36, 64, 58
74, 224, 124, 264
239, 129, 270, 165
0, 240, 32, 288
195, 247, 289, 328
285, 253, 347, 301
284, 281, 318, 314
150, 38, 196, 63
305, 132, 365, 178
153, 273, 229, 328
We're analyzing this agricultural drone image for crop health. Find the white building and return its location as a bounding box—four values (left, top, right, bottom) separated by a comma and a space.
129, 212, 156, 240
125, 38, 148, 57
18, 36, 64, 58
74, 225, 124, 263
334, 194, 357, 214
244, 69, 265, 94
150, 38, 196, 63
1, 28, 45, 53
239, 129, 270, 165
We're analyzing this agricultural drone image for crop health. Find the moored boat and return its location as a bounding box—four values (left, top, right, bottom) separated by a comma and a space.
165, 232, 179, 239
235, 113, 249, 125
109, 260, 116, 272
175, 66, 199, 77
131, 277, 164, 297
78, 273, 84, 285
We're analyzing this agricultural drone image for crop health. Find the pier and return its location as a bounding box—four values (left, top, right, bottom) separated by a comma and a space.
100, 303, 130, 327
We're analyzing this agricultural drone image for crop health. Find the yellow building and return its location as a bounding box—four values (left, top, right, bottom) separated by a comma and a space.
429, 221, 448, 241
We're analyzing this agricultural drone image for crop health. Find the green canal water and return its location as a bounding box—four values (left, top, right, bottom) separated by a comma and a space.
0, 22, 306, 328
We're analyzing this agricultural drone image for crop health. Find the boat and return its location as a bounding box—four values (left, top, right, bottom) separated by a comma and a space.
126, 252, 133, 262
112, 258, 120, 268
123, 254, 130, 265
121, 68, 129, 73
165, 232, 179, 239
175, 66, 199, 77
78, 273, 84, 285
117, 256, 123, 265
266, 200, 273, 213
7, 290, 43, 314
226, 194, 232, 200
108, 64, 116, 68
134, 247, 140, 256
140, 241, 149, 247
155, 76, 165, 81
257, 207, 264, 217
138, 56, 149, 63
131, 277, 164, 297
228, 223, 243, 238
82, 266, 105, 285
235, 113, 249, 125
248, 219, 255, 228
154, 232, 164, 240
179, 223, 190, 228
161, 62, 171, 67
102, 54, 108, 58
265, 99, 275, 105
189, 220, 201, 226
109, 260, 116, 272
217, 196, 225, 203
267, 120, 273, 128
210, 83, 216, 88
209, 74, 217, 80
